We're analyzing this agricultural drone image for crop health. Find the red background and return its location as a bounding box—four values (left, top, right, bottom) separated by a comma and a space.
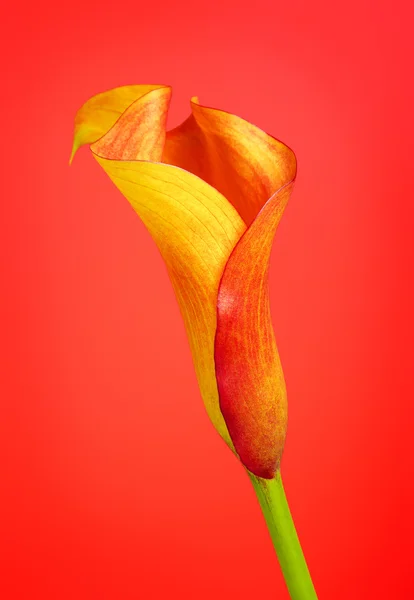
1, 1, 413, 598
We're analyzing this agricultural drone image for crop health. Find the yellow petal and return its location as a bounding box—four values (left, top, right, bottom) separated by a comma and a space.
72, 86, 246, 446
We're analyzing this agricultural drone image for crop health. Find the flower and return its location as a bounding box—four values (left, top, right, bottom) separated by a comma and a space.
71, 84, 297, 480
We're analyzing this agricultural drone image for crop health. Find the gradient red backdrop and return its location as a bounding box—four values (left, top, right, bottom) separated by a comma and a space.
1, 1, 413, 598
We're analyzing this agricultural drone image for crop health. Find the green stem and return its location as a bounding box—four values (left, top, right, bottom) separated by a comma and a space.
249, 470, 318, 600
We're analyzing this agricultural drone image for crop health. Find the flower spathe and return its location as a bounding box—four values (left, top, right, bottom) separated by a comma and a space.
71, 85, 297, 479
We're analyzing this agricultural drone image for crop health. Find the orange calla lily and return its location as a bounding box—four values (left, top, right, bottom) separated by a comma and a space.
71, 85, 317, 600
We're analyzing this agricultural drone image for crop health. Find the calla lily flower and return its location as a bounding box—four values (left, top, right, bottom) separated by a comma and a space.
71, 85, 318, 600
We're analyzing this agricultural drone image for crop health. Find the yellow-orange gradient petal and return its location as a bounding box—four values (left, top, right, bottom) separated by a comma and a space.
70, 84, 169, 164
163, 97, 297, 477
71, 86, 246, 447
163, 99, 295, 226
72, 85, 298, 476
215, 182, 295, 479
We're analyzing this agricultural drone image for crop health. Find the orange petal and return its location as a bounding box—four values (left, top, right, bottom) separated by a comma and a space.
215, 182, 295, 479
163, 98, 296, 476
71, 86, 246, 447
163, 99, 295, 226
70, 84, 170, 164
